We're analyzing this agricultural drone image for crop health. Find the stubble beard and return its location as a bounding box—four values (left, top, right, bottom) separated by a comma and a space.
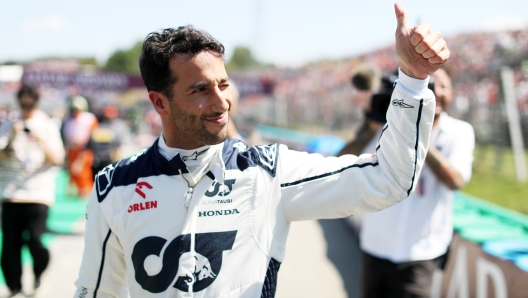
168, 100, 228, 147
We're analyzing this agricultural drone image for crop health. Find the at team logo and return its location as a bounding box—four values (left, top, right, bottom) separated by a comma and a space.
96, 163, 117, 199
391, 99, 414, 110
205, 179, 236, 197
132, 231, 237, 293
252, 144, 279, 176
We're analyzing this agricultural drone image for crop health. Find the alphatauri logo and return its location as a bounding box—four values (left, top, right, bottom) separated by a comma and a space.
132, 231, 237, 293
205, 179, 236, 197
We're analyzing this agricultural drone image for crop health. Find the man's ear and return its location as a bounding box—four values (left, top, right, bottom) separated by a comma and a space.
149, 91, 170, 117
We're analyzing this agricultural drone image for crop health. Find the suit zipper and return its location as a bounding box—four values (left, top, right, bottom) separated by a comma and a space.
179, 169, 209, 208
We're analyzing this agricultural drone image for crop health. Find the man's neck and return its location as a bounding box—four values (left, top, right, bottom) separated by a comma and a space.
162, 132, 206, 150
21, 108, 37, 120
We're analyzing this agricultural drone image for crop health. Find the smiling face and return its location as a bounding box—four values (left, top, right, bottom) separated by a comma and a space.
149, 51, 232, 149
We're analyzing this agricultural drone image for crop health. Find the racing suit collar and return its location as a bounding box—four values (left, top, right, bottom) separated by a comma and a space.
152, 136, 226, 184
150, 138, 189, 174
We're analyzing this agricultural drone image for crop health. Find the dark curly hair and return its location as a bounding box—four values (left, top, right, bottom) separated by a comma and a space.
17, 84, 39, 101
139, 25, 225, 99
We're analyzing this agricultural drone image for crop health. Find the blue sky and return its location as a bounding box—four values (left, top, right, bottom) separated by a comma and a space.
1, 0, 528, 66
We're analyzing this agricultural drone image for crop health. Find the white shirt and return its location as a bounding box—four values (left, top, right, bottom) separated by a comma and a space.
360, 112, 475, 262
0, 110, 65, 205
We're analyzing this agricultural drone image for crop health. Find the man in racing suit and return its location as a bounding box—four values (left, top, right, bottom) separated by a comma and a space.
74, 3, 450, 297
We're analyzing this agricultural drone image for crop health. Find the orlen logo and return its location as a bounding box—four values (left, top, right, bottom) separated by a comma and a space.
129, 182, 157, 213
132, 231, 237, 293
135, 182, 153, 198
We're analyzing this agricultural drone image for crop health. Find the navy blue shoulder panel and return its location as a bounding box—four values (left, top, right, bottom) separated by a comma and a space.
222, 139, 256, 172
222, 139, 280, 177
95, 138, 189, 202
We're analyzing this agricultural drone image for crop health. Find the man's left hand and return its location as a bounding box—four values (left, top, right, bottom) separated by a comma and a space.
394, 2, 450, 79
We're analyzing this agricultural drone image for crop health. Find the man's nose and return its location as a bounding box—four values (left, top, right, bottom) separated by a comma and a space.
210, 87, 230, 113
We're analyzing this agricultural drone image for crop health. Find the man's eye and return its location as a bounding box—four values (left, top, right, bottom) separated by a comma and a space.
193, 87, 206, 94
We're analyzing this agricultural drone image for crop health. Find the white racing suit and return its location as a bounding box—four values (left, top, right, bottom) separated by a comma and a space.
74, 72, 435, 298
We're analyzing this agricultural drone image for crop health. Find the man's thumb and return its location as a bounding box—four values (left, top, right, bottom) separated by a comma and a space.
394, 2, 407, 31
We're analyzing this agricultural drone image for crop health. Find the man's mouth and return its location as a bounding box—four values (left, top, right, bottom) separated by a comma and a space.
203, 113, 228, 125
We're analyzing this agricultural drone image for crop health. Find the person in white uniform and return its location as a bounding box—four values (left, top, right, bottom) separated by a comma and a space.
0, 85, 65, 298
74, 3, 451, 297
357, 68, 475, 297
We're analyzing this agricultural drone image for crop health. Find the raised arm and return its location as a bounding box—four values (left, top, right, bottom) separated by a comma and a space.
279, 2, 449, 222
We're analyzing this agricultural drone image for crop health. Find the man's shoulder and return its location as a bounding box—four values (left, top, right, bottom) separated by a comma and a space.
94, 147, 152, 202
222, 139, 280, 177
32, 110, 53, 122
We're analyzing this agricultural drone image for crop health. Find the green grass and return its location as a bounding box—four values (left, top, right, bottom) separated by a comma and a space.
462, 145, 528, 215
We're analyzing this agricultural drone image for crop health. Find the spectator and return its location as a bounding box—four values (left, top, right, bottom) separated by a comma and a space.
344, 69, 475, 297
86, 105, 131, 176
62, 95, 98, 198
0, 85, 65, 297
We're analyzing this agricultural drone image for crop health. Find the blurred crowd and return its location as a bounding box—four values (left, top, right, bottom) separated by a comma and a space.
0, 29, 527, 201
0, 94, 161, 201
231, 28, 528, 145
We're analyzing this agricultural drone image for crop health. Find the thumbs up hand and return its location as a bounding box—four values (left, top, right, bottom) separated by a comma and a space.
395, 2, 449, 79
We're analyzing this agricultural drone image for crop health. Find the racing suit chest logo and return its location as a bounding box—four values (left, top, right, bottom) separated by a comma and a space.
129, 182, 157, 213
205, 179, 236, 197
131, 231, 237, 293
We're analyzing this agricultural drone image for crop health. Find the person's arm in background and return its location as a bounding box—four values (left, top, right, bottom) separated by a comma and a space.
0, 120, 17, 159
426, 147, 462, 190
426, 124, 475, 190
337, 120, 383, 156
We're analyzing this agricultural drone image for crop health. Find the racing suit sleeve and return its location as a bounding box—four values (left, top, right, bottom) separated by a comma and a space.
279, 70, 435, 222
74, 188, 128, 298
